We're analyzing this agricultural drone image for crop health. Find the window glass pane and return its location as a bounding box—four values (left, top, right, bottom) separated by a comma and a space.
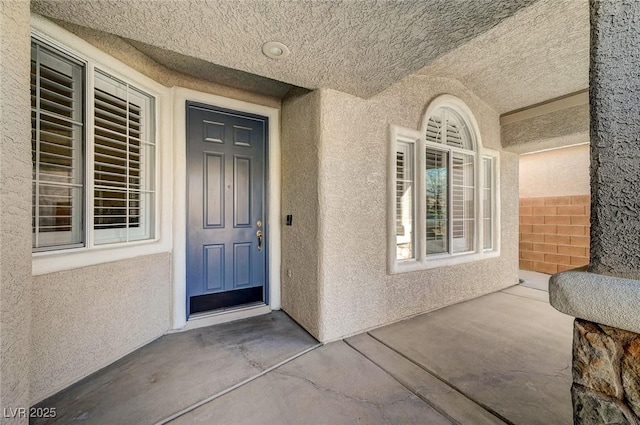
94, 70, 155, 245
426, 148, 449, 255
31, 41, 85, 251
452, 152, 474, 253
396, 141, 414, 260
483, 157, 493, 250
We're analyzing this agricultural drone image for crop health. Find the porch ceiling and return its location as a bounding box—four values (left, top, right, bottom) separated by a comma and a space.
32, 0, 588, 110
31, 0, 539, 99
418, 0, 589, 114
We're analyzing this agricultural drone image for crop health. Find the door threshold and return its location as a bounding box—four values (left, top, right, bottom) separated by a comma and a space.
177, 303, 271, 332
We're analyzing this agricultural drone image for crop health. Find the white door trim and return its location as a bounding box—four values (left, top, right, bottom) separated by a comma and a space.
171, 87, 281, 330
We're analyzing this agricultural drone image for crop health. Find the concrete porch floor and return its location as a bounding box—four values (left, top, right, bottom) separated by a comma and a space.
35, 281, 573, 425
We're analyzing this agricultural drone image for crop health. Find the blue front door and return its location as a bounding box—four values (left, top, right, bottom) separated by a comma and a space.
186, 102, 268, 317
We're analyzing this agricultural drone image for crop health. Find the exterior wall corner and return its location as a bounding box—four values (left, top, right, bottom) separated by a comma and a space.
1, 0, 34, 420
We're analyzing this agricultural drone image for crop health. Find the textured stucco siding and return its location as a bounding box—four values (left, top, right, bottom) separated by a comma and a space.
0, 1, 33, 421
589, 0, 640, 280
316, 76, 518, 342
40, 17, 281, 109
520, 144, 590, 198
502, 103, 589, 154
30, 253, 171, 403
280, 90, 322, 337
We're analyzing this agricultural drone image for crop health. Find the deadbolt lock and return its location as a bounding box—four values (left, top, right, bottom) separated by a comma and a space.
257, 220, 263, 228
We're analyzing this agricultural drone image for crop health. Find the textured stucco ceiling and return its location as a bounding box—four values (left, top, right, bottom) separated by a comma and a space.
418, 0, 589, 114
124, 39, 295, 99
31, 0, 538, 99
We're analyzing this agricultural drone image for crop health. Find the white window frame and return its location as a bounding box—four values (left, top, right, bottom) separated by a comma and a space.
31, 16, 172, 275
388, 95, 500, 274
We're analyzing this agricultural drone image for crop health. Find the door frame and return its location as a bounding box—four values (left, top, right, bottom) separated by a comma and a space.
171, 87, 281, 330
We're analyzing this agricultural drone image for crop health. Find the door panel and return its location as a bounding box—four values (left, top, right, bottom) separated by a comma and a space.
204, 244, 224, 291
186, 102, 267, 316
233, 243, 252, 287
205, 153, 224, 228
234, 156, 252, 227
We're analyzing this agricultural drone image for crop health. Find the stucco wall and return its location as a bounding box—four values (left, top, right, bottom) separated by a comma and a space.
313, 76, 519, 341
0, 1, 33, 422
280, 89, 322, 337
31, 253, 171, 403
519, 144, 590, 198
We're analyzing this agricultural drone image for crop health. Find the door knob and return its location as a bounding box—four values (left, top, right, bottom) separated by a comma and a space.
257, 230, 263, 251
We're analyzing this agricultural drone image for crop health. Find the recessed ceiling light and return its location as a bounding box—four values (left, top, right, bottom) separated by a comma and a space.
262, 41, 290, 59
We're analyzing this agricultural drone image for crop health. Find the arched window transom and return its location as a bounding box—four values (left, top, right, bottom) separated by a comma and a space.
425, 107, 475, 150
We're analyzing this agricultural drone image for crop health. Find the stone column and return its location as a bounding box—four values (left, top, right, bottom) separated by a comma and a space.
589, 0, 640, 280
0, 1, 33, 423
564, 3, 640, 423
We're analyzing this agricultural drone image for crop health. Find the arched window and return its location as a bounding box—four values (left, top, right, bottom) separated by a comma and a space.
388, 95, 499, 273
425, 105, 477, 255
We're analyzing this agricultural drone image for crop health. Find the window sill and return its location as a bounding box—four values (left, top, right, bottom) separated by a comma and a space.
389, 249, 501, 274
32, 238, 171, 276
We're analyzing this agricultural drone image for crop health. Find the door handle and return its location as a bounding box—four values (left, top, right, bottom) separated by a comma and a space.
257, 230, 263, 251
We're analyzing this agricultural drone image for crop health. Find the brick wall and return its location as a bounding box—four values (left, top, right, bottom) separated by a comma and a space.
519, 195, 590, 274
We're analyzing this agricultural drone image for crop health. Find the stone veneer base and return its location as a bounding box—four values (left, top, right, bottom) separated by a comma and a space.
550, 271, 640, 424
573, 319, 640, 425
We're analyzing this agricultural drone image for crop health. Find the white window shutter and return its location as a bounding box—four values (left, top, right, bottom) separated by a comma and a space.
31, 41, 85, 250
93, 71, 155, 245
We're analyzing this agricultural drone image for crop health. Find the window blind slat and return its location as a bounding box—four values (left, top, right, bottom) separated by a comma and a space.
95, 87, 141, 112
95, 98, 141, 119
36, 77, 74, 97
95, 117, 131, 134
94, 151, 127, 165
95, 134, 142, 151
39, 97, 75, 115
40, 64, 73, 84
38, 130, 76, 145
38, 84, 76, 105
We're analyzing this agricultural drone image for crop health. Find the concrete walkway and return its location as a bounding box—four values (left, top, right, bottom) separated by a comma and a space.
33, 312, 319, 425
35, 284, 574, 425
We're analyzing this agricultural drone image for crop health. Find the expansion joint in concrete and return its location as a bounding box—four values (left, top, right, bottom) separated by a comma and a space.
361, 332, 515, 425
154, 343, 323, 424
343, 338, 461, 425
